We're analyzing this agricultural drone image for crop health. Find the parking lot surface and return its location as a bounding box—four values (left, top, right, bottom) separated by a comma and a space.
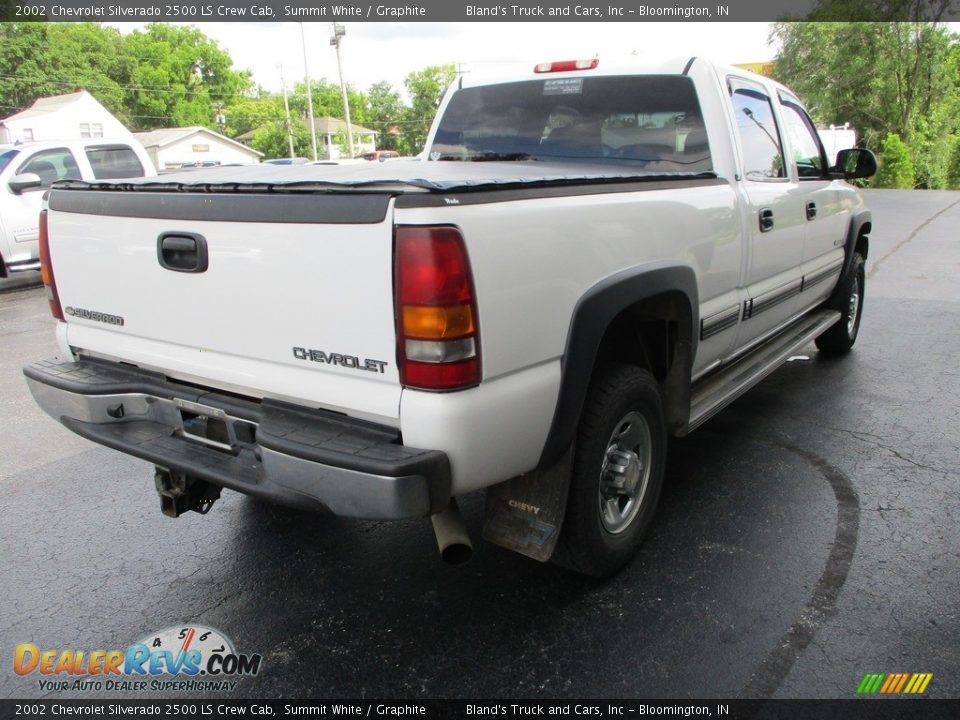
1, 190, 958, 699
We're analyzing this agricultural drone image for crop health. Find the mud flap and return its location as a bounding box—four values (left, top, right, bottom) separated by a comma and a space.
482, 448, 572, 562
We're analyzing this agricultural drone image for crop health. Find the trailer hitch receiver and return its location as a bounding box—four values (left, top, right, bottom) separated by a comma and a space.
154, 467, 221, 518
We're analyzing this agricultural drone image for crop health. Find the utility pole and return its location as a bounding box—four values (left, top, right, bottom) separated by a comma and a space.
279, 65, 295, 158
330, 23, 354, 158
300, 23, 318, 161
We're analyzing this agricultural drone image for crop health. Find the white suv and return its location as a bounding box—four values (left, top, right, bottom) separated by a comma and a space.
0, 138, 155, 276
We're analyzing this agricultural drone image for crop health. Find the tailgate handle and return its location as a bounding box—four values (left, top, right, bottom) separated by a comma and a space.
158, 233, 208, 273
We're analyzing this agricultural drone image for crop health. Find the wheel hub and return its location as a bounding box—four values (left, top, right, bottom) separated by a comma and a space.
598, 411, 652, 535
602, 449, 642, 497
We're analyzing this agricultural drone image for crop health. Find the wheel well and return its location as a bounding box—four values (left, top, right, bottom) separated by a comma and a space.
855, 224, 870, 259
0, 251, 6, 278
593, 291, 693, 435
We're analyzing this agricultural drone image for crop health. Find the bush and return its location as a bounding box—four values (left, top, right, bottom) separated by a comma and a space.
947, 136, 960, 190
873, 133, 915, 189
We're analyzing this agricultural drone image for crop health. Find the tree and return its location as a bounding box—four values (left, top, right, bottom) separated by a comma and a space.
874, 133, 915, 188
365, 81, 405, 152
250, 118, 312, 160
0, 23, 128, 121
770, 21, 959, 188
946, 136, 960, 189
0, 22, 252, 132
120, 24, 251, 129
402, 64, 457, 154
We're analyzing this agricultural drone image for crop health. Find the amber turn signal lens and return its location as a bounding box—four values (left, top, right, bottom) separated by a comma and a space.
402, 304, 474, 340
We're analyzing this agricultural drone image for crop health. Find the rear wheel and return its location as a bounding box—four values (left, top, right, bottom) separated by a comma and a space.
816, 252, 865, 356
553, 364, 666, 578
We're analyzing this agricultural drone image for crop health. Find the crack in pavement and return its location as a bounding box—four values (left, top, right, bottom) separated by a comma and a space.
737, 439, 860, 700
867, 196, 960, 280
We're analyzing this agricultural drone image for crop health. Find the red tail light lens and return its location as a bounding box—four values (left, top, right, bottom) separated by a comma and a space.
38, 209, 64, 321
395, 226, 480, 391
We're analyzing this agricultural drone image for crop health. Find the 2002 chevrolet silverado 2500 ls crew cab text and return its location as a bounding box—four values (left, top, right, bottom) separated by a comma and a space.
25, 57, 876, 577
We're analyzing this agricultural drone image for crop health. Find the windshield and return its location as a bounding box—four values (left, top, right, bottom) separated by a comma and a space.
429, 75, 712, 173
0, 148, 20, 174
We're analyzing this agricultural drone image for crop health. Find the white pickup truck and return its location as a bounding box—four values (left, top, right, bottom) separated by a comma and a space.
25, 58, 875, 576
0, 138, 155, 276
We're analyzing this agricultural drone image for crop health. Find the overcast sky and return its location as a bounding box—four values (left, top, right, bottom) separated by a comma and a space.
114, 22, 781, 95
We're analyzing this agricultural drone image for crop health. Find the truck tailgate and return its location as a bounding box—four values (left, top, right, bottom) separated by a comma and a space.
45, 190, 402, 424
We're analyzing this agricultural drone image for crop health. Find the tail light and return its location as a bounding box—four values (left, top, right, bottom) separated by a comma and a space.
38, 209, 64, 321
395, 225, 480, 391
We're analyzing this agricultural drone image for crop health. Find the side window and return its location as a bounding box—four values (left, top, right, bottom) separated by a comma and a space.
18, 148, 82, 187
729, 84, 786, 180
780, 100, 827, 178
85, 145, 145, 180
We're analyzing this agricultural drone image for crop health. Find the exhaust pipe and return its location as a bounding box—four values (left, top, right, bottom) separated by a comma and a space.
430, 498, 473, 564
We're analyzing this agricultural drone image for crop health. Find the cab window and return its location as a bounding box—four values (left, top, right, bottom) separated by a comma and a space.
17, 148, 82, 187
729, 83, 786, 181
780, 100, 828, 179
85, 145, 144, 179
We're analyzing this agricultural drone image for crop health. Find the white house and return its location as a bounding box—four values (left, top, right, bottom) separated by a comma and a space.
134, 127, 263, 170
309, 117, 378, 160
0, 90, 134, 144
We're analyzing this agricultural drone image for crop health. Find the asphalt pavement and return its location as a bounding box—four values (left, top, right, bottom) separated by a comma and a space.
1, 190, 958, 701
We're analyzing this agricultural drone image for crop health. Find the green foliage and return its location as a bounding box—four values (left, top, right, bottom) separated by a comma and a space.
122, 24, 251, 129
365, 81, 405, 152
0, 21, 455, 160
0, 23, 128, 121
946, 136, 960, 189
874, 133, 916, 188
250, 118, 311, 160
0, 22, 251, 131
771, 21, 959, 191
402, 65, 457, 154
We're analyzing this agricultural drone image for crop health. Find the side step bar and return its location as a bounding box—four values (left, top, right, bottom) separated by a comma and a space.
6, 259, 41, 273
688, 309, 841, 432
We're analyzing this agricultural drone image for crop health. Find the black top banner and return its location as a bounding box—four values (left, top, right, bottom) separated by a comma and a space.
1, 0, 958, 23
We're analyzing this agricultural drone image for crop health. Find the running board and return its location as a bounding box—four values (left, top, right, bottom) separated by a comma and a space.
688, 310, 841, 432
7, 260, 41, 273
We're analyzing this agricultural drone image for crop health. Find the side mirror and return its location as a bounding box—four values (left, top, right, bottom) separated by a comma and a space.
8, 172, 43, 194
830, 149, 877, 180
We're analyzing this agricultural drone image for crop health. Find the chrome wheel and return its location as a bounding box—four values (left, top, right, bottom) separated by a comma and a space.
847, 274, 861, 336
598, 411, 652, 534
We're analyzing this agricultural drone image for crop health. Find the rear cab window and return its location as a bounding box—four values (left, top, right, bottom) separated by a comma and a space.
728, 80, 787, 181
429, 75, 712, 174
85, 145, 145, 179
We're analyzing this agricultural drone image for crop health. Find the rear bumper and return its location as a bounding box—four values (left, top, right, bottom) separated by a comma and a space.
24, 358, 451, 519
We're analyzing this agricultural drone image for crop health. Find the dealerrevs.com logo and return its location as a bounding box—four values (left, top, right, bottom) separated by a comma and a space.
14, 625, 262, 693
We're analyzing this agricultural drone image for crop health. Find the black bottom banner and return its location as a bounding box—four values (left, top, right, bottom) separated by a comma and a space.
2, 699, 959, 720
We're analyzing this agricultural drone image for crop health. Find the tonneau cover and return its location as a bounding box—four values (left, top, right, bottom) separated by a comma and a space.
52, 159, 715, 194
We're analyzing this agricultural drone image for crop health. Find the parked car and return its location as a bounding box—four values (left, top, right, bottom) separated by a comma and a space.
359, 150, 401, 162
263, 157, 310, 165
0, 138, 155, 276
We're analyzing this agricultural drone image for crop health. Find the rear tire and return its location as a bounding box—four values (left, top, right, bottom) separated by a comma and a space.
815, 252, 865, 356
552, 364, 666, 578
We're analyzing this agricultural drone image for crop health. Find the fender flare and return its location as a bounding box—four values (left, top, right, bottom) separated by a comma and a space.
841, 209, 872, 278
537, 263, 699, 469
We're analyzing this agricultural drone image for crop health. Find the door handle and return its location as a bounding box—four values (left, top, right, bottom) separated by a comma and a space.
759, 208, 775, 233
806, 201, 817, 220
157, 233, 208, 273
